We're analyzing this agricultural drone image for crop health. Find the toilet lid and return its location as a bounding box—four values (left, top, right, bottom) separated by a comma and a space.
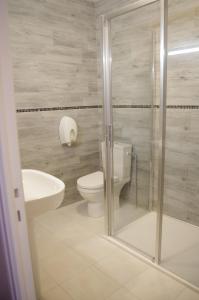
77, 171, 118, 190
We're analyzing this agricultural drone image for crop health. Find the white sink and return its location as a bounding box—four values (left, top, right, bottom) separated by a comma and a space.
22, 169, 65, 218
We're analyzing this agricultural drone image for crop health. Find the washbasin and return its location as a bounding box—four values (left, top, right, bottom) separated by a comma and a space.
22, 169, 65, 218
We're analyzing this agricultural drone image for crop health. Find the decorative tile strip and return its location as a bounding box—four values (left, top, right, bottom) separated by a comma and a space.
113, 105, 199, 109
16, 105, 103, 113
16, 104, 199, 113
166, 105, 199, 109
113, 104, 159, 108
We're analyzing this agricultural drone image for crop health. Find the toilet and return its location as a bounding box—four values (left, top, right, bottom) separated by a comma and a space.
77, 142, 132, 218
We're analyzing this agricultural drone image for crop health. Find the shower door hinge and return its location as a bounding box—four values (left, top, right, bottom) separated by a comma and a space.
14, 188, 19, 198
107, 124, 112, 143
17, 210, 22, 222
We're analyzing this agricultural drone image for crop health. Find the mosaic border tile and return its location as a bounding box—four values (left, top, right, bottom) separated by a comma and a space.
113, 105, 199, 109
113, 104, 159, 108
166, 105, 199, 109
16, 104, 199, 113
16, 105, 103, 113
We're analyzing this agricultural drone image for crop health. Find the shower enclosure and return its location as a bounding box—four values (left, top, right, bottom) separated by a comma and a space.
101, 0, 199, 290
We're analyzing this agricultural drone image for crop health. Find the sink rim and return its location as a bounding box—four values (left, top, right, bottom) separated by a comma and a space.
22, 169, 65, 202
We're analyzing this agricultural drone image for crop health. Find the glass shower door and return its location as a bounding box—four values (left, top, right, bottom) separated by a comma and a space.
109, 1, 160, 259
161, 0, 199, 287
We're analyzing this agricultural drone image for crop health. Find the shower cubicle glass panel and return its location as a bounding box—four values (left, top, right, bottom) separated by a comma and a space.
103, 0, 199, 289
106, 1, 161, 260
161, 0, 199, 287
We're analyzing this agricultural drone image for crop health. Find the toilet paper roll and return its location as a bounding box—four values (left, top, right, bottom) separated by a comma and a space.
59, 116, 78, 146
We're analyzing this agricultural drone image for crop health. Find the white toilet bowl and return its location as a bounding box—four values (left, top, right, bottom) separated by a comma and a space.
77, 171, 105, 217
77, 171, 129, 218
77, 142, 132, 218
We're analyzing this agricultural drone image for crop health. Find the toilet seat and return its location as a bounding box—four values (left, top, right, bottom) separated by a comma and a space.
77, 171, 118, 190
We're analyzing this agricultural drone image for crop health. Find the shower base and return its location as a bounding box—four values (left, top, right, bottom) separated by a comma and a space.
116, 211, 199, 287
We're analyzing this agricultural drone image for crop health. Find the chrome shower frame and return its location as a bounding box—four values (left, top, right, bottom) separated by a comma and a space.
100, 0, 168, 265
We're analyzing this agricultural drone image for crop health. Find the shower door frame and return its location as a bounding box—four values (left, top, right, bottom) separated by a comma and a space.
101, 0, 168, 265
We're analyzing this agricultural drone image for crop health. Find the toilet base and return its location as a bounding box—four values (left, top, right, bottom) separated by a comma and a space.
77, 177, 130, 218
88, 201, 104, 218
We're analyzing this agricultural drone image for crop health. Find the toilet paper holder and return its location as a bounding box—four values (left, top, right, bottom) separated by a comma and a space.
59, 116, 78, 146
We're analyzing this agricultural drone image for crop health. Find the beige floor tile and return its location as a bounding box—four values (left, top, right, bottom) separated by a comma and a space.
176, 288, 199, 300
74, 236, 118, 264
54, 224, 95, 245
125, 267, 185, 300
41, 245, 90, 284
34, 231, 63, 260
32, 220, 49, 237
79, 218, 105, 235
41, 286, 73, 300
38, 269, 57, 294
106, 287, 139, 300
58, 201, 105, 235
36, 210, 77, 234
60, 266, 120, 300
34, 207, 94, 244
58, 200, 86, 216
95, 250, 148, 285
58, 201, 89, 220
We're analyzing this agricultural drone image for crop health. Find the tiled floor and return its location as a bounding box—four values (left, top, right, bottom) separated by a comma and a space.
31, 200, 199, 300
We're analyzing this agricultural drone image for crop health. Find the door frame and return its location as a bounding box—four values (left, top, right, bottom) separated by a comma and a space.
100, 0, 168, 264
0, 1, 36, 299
